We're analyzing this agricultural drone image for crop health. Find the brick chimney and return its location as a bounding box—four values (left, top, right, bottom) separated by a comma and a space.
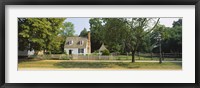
87, 31, 91, 54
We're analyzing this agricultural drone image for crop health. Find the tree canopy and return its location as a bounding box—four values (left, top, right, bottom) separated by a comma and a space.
89, 18, 182, 62
18, 18, 66, 54
59, 22, 75, 53
79, 28, 88, 37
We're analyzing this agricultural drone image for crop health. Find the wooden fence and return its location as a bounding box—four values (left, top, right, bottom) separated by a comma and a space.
26, 53, 182, 61
136, 53, 182, 58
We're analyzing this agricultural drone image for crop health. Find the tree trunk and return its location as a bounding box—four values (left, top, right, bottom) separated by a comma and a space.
62, 42, 65, 53
132, 50, 135, 63
159, 41, 162, 64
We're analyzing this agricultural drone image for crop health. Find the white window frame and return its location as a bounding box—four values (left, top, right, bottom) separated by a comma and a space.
80, 40, 84, 45
78, 48, 84, 54
68, 40, 73, 45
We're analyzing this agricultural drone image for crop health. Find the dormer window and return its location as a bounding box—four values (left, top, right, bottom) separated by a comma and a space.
80, 40, 84, 45
68, 40, 73, 45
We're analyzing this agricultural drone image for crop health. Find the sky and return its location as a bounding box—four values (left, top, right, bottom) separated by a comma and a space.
65, 18, 180, 35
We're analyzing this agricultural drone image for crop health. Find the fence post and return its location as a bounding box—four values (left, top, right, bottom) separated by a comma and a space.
98, 55, 100, 60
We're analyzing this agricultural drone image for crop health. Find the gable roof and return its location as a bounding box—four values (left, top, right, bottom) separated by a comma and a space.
99, 43, 108, 51
64, 37, 88, 48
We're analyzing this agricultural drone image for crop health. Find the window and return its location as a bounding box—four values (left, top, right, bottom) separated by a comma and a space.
68, 40, 73, 45
80, 40, 84, 45
78, 48, 84, 53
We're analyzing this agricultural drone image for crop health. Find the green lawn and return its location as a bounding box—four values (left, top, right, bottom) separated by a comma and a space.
18, 59, 182, 70
112, 55, 182, 61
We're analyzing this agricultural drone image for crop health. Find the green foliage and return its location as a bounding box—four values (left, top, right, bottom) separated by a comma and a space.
79, 28, 88, 37
19, 17, 182, 61
89, 18, 104, 52
60, 55, 70, 60
60, 22, 75, 37
89, 18, 160, 62
18, 18, 66, 54
161, 22, 182, 53
145, 19, 182, 53
60, 22, 75, 53
101, 50, 110, 55
102, 18, 129, 53
89, 18, 131, 53
173, 19, 182, 27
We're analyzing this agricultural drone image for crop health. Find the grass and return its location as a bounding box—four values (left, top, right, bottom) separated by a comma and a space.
113, 55, 182, 61
18, 59, 182, 70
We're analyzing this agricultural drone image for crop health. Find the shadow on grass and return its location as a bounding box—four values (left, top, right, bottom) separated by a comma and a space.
18, 59, 42, 63
171, 62, 182, 66
53, 62, 140, 68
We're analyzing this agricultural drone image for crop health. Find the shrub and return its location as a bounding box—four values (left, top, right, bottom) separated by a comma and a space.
62, 51, 67, 54
101, 50, 110, 55
27, 55, 37, 59
60, 55, 70, 60
51, 51, 62, 54
93, 50, 99, 53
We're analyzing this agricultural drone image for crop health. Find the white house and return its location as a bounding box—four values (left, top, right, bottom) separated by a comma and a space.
64, 32, 91, 55
18, 50, 35, 56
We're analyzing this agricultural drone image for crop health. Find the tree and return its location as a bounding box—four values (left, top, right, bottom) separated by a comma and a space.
152, 19, 182, 54
50, 35, 64, 54
173, 19, 182, 27
45, 18, 66, 53
102, 18, 129, 53
60, 22, 75, 38
79, 28, 88, 37
60, 22, 75, 53
89, 18, 129, 53
125, 18, 160, 63
18, 18, 66, 54
164, 19, 182, 53
147, 20, 182, 60
89, 18, 104, 52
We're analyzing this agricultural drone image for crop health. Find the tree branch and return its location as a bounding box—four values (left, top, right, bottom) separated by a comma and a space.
142, 18, 160, 37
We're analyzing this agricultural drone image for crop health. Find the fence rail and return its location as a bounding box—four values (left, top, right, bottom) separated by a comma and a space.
24, 53, 182, 61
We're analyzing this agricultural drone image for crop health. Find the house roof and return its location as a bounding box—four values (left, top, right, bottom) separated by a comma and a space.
64, 37, 88, 48
99, 43, 108, 51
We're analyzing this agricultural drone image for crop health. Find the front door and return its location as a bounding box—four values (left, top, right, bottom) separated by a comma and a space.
69, 50, 72, 55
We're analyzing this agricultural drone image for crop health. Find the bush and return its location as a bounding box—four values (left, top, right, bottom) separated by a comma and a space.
51, 51, 62, 54
93, 50, 99, 53
63, 51, 67, 54
27, 55, 37, 59
45, 51, 51, 54
101, 50, 110, 55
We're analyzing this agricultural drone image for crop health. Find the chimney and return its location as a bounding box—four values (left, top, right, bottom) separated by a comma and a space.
88, 31, 90, 42
87, 31, 91, 54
